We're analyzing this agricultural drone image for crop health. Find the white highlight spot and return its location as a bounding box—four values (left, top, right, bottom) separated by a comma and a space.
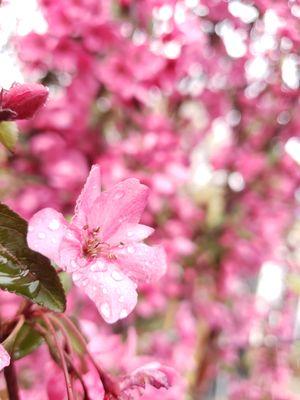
48, 219, 60, 231
120, 309, 128, 319
100, 303, 111, 319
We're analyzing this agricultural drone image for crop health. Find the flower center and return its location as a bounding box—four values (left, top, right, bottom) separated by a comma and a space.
82, 226, 117, 260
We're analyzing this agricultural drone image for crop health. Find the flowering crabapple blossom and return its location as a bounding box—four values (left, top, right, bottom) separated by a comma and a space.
0, 344, 10, 371
27, 165, 167, 323
0, 83, 48, 122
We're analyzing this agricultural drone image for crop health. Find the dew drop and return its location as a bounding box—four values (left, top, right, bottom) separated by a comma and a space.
38, 232, 46, 239
118, 296, 125, 303
73, 272, 81, 282
81, 278, 88, 287
51, 238, 57, 244
127, 246, 134, 254
90, 285, 97, 295
70, 260, 78, 270
119, 309, 128, 319
102, 287, 108, 294
48, 219, 60, 231
28, 226, 34, 232
91, 260, 107, 272
28, 281, 40, 295
100, 302, 111, 319
111, 270, 123, 281
91, 264, 99, 272
114, 190, 124, 200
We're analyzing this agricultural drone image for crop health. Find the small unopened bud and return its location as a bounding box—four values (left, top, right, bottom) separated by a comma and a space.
0, 83, 48, 121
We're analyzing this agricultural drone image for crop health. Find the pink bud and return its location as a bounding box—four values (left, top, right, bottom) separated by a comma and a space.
1, 83, 48, 120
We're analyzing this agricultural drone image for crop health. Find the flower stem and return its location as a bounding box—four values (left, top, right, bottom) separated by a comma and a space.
42, 314, 75, 400
59, 314, 120, 397
4, 360, 20, 400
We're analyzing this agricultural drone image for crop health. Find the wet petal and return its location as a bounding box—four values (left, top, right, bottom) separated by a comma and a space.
72, 165, 101, 228
27, 208, 68, 265
115, 243, 167, 284
87, 178, 149, 240
59, 226, 85, 272
0, 344, 10, 371
107, 223, 154, 246
72, 261, 138, 324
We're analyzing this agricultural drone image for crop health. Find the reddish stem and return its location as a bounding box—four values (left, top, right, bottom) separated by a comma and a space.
4, 360, 20, 400
42, 314, 75, 400
59, 314, 120, 398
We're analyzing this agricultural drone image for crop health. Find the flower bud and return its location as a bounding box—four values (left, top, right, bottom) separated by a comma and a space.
1, 83, 48, 120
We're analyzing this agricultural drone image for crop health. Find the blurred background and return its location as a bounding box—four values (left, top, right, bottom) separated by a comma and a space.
1, 0, 300, 399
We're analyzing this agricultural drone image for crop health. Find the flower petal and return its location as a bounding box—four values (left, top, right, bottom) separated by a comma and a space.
27, 208, 68, 265
107, 223, 154, 246
59, 226, 85, 272
72, 262, 138, 323
115, 243, 167, 284
72, 164, 101, 228
87, 178, 149, 240
0, 344, 10, 371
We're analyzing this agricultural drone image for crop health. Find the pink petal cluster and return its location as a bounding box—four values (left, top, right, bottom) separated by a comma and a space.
27, 165, 167, 323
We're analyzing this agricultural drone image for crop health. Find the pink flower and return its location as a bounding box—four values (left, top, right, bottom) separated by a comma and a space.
119, 362, 175, 398
0, 344, 10, 371
27, 165, 167, 323
0, 83, 48, 122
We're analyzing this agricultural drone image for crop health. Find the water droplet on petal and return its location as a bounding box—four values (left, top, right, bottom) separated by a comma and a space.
51, 238, 57, 244
48, 219, 60, 231
102, 287, 108, 294
91, 260, 107, 272
111, 270, 123, 281
127, 231, 134, 237
119, 309, 128, 319
81, 279, 88, 287
90, 285, 97, 295
28, 226, 34, 232
114, 190, 124, 200
70, 260, 78, 270
38, 232, 46, 239
127, 246, 134, 254
73, 272, 81, 282
118, 296, 125, 303
100, 302, 111, 319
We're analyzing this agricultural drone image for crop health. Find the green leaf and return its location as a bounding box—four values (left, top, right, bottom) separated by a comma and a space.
0, 122, 18, 151
12, 322, 44, 360
59, 271, 73, 294
0, 203, 66, 312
